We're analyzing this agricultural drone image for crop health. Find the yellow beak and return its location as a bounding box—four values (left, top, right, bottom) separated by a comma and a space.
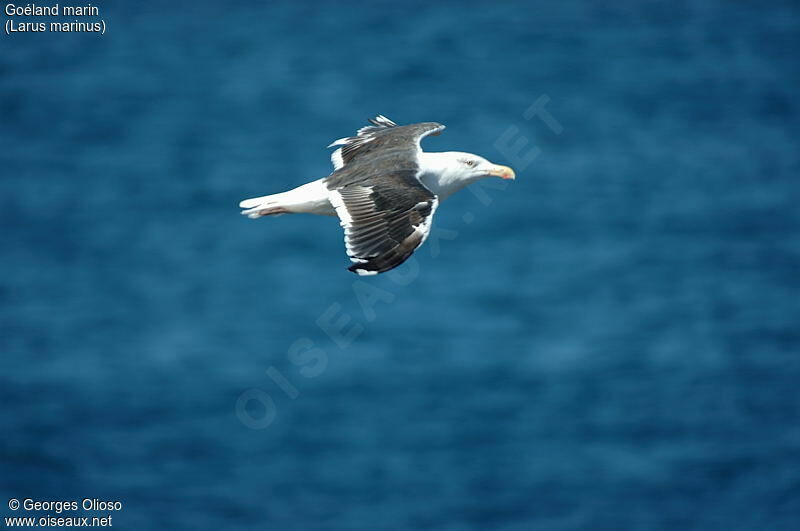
487, 164, 516, 180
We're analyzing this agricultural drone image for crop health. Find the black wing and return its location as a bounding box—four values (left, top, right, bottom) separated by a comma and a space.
328, 169, 438, 275
328, 116, 445, 171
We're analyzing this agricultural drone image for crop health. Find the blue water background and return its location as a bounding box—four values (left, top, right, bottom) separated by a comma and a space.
2, 1, 799, 529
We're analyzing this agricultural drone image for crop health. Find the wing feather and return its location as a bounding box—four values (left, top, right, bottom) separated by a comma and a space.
327, 116, 444, 172
328, 172, 438, 275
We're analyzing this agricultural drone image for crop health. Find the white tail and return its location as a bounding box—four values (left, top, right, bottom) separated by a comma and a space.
239, 192, 292, 218
239, 179, 335, 219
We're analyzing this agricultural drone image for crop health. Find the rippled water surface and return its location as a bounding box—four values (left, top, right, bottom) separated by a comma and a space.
2, 1, 799, 529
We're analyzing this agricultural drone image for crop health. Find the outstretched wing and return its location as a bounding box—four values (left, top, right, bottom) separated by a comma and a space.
328, 116, 445, 171
324, 116, 445, 274
328, 170, 438, 276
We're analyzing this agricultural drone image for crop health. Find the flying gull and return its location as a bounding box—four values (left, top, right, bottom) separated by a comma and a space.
239, 115, 515, 275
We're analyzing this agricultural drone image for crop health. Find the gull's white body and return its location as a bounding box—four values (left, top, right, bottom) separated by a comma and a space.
239, 151, 495, 219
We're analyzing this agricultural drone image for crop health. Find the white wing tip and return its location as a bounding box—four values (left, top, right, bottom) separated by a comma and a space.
330, 148, 344, 171
327, 137, 349, 148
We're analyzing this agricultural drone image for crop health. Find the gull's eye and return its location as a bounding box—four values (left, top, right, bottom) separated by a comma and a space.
463, 159, 477, 168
